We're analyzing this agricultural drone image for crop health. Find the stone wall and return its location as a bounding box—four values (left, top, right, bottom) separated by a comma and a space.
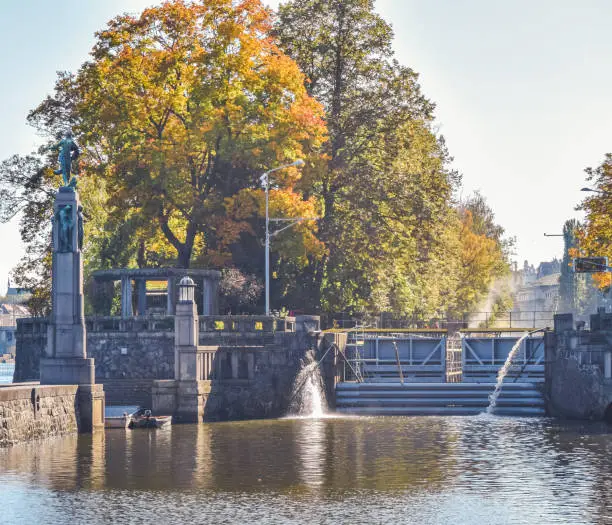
16, 318, 173, 405
546, 318, 612, 421
15, 316, 298, 384
548, 352, 611, 420
203, 336, 309, 421
87, 332, 174, 380
17, 315, 318, 417
102, 379, 156, 407
0, 384, 78, 447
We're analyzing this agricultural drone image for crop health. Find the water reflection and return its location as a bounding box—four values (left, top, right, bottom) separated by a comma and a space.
296, 419, 326, 489
0, 417, 610, 524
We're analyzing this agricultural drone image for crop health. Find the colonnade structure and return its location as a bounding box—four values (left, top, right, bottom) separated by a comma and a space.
92, 268, 221, 318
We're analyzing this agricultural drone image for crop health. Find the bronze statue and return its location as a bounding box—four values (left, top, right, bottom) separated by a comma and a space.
50, 131, 80, 187
56, 205, 74, 252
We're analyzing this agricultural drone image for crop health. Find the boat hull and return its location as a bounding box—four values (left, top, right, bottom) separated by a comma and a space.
105, 416, 131, 429
130, 415, 172, 429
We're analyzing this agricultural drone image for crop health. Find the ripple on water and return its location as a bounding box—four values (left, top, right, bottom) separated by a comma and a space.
0, 416, 610, 524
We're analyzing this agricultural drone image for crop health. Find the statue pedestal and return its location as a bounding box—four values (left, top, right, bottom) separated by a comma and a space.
40, 357, 95, 385
40, 187, 104, 431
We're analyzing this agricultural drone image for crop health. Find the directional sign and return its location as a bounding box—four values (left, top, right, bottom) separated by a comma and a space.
573, 257, 609, 273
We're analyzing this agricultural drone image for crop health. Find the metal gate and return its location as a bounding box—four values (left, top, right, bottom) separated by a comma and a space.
344, 330, 447, 383
461, 332, 544, 382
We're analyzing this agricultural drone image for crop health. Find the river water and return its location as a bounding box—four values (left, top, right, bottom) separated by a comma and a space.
0, 416, 610, 524
0, 363, 14, 384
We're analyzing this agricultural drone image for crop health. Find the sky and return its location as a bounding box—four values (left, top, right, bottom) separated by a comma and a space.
1, 0, 611, 294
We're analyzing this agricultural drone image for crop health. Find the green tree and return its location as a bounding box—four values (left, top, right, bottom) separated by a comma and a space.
559, 219, 580, 312
0, 155, 56, 316
276, 0, 461, 316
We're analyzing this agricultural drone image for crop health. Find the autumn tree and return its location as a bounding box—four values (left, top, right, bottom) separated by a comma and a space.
577, 154, 612, 291
1, 0, 327, 309
452, 193, 512, 316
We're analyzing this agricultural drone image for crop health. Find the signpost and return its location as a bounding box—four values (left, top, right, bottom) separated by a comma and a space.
573, 257, 610, 273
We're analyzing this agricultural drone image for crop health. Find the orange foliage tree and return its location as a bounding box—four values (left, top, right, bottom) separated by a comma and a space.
454, 208, 510, 314
28, 0, 326, 273
576, 154, 612, 290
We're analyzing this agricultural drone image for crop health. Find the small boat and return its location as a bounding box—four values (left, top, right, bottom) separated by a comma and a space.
104, 405, 140, 430
129, 409, 172, 429
105, 413, 132, 429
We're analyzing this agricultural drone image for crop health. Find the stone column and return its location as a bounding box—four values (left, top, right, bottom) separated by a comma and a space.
231, 352, 239, 379
40, 188, 104, 433
212, 277, 220, 315
136, 279, 147, 317
202, 276, 220, 315
167, 277, 176, 315
202, 278, 212, 315
121, 276, 133, 319
174, 283, 199, 381
154, 277, 210, 422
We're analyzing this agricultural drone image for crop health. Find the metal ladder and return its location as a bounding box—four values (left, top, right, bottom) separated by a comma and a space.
346, 325, 367, 383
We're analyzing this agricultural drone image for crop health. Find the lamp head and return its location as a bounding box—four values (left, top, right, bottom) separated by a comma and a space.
581, 187, 594, 192
292, 159, 305, 167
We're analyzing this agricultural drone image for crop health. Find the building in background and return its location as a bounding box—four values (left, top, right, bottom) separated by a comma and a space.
510, 260, 561, 328
1, 278, 31, 359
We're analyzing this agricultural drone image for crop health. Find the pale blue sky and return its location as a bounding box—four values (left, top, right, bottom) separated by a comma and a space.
2, 0, 611, 294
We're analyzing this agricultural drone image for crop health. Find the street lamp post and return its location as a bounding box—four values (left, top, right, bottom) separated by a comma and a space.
261, 159, 306, 316
581, 187, 612, 197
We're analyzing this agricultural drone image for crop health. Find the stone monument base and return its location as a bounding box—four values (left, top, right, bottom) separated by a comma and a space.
77, 384, 105, 433
40, 357, 95, 385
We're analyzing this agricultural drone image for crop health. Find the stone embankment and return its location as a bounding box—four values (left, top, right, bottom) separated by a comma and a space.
16, 314, 321, 421
546, 313, 612, 422
0, 384, 78, 447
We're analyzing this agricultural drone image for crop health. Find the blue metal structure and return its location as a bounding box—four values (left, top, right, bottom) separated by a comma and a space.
461, 332, 544, 383
335, 329, 547, 416
344, 330, 447, 383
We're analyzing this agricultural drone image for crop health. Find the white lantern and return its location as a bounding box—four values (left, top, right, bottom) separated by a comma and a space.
178, 276, 196, 303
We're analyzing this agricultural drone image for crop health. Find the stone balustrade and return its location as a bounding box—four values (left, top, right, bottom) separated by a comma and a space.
86, 316, 175, 333
198, 315, 296, 334
19, 315, 297, 335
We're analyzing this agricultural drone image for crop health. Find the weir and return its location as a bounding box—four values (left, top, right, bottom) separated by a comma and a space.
333, 328, 546, 417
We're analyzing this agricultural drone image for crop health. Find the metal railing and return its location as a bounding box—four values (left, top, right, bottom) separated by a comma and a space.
465, 311, 555, 329
326, 311, 556, 331
342, 331, 447, 383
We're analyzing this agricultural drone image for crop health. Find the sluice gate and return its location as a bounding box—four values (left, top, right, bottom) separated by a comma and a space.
335, 329, 546, 416
462, 330, 544, 383
343, 330, 448, 383
335, 382, 545, 416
